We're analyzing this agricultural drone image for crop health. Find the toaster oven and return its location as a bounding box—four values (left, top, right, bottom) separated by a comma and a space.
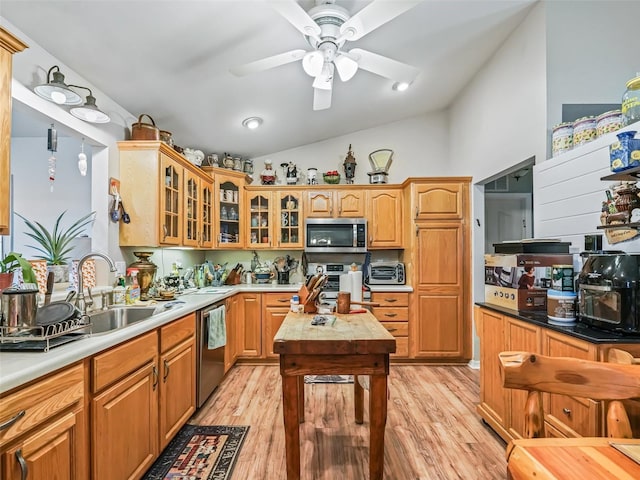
367, 262, 405, 285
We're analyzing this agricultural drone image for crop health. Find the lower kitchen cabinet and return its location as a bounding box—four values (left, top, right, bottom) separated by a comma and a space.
263, 292, 291, 359
238, 293, 262, 357
0, 363, 86, 480
370, 292, 409, 358
224, 295, 239, 372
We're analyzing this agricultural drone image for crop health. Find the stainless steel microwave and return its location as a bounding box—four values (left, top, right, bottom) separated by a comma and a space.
304, 218, 367, 253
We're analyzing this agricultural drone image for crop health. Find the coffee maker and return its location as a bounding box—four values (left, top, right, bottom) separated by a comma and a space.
577, 252, 640, 334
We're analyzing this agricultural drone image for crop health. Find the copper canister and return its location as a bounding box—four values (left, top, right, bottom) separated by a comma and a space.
128, 252, 157, 300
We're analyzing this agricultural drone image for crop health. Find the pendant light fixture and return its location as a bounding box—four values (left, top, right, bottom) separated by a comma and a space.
69, 86, 111, 124
78, 138, 88, 176
34, 66, 83, 105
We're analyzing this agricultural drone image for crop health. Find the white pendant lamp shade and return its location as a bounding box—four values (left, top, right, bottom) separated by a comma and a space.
302, 50, 324, 77
69, 90, 110, 124
34, 66, 83, 105
334, 54, 358, 82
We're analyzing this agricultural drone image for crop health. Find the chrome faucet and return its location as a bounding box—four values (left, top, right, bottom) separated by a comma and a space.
75, 252, 117, 315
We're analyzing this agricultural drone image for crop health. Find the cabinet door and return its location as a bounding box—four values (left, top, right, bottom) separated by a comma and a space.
200, 178, 214, 248
413, 182, 465, 220
412, 222, 468, 359
183, 170, 200, 247
239, 293, 262, 357
336, 191, 364, 217
247, 192, 273, 248
264, 306, 289, 359
541, 331, 600, 438
3, 411, 81, 480
367, 189, 403, 248
505, 316, 542, 439
160, 154, 182, 245
92, 361, 158, 480
216, 177, 243, 248
224, 295, 239, 372
476, 307, 507, 436
275, 191, 303, 249
159, 338, 196, 450
306, 191, 333, 217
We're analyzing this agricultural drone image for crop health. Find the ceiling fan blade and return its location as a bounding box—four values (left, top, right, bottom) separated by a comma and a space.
348, 48, 419, 83
313, 87, 332, 111
267, 0, 321, 42
339, 0, 422, 42
229, 49, 307, 76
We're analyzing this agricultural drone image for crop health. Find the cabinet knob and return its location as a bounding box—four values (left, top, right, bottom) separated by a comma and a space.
152, 365, 159, 390
562, 407, 571, 416
163, 359, 170, 382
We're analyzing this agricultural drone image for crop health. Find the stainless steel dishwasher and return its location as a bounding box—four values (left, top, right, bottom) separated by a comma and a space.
196, 302, 226, 408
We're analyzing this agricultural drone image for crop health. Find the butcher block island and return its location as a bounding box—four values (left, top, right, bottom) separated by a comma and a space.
273, 311, 396, 480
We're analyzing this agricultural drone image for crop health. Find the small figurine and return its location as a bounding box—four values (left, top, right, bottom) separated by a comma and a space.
343, 144, 357, 184
307, 167, 318, 185
261, 159, 276, 185
286, 161, 298, 185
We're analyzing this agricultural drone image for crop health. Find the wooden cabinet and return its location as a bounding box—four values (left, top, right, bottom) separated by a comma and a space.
212, 171, 246, 249
263, 292, 292, 359
405, 178, 471, 362
119, 141, 215, 247
0, 28, 27, 236
91, 332, 159, 480
275, 190, 304, 249
224, 295, 239, 372
306, 188, 364, 218
238, 293, 262, 358
370, 292, 409, 358
183, 169, 214, 248
158, 314, 196, 450
246, 191, 274, 248
0, 363, 86, 480
366, 188, 403, 248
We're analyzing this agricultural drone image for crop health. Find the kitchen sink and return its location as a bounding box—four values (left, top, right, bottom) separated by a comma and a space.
80, 306, 159, 335
189, 287, 229, 295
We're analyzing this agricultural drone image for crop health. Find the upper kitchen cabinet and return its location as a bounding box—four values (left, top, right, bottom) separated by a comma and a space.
202, 167, 250, 249
0, 28, 27, 236
119, 141, 214, 247
306, 187, 364, 218
246, 190, 273, 249
411, 181, 466, 220
275, 190, 303, 249
366, 187, 403, 249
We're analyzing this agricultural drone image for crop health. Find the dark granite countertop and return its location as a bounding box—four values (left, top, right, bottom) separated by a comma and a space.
476, 302, 640, 344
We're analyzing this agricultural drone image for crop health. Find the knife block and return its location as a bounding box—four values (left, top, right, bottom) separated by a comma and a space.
225, 270, 241, 285
297, 285, 318, 314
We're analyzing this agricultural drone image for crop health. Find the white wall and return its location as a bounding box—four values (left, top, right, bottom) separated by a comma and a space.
253, 112, 451, 182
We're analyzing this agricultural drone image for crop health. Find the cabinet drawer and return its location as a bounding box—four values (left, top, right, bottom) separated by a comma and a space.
380, 321, 408, 337
263, 292, 292, 307
392, 337, 408, 357
370, 307, 409, 321
0, 363, 84, 447
160, 313, 195, 353
545, 394, 601, 437
92, 331, 158, 393
370, 292, 409, 306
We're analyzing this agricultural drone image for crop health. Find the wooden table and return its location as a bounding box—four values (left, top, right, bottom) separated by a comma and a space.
507, 437, 640, 480
273, 311, 396, 480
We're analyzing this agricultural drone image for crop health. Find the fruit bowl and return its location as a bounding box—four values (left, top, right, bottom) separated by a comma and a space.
323, 173, 341, 184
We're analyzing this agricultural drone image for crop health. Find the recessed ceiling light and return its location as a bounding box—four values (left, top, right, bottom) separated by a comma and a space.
392, 81, 410, 92
242, 117, 263, 129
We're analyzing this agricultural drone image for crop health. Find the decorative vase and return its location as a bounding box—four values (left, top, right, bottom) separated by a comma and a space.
48, 264, 69, 284
129, 252, 158, 300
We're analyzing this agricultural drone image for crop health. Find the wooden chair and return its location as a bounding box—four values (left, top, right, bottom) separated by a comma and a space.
499, 351, 640, 439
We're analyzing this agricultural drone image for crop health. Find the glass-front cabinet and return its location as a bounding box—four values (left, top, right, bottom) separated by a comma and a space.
247, 191, 272, 248
215, 175, 243, 249
276, 190, 303, 249
183, 169, 214, 248
160, 154, 183, 245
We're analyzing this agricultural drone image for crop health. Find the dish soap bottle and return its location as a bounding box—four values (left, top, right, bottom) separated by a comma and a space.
125, 269, 141, 305
113, 276, 126, 305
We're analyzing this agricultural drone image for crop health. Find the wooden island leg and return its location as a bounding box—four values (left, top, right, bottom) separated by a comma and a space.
282, 373, 301, 480
369, 374, 388, 480
297, 375, 305, 423
354, 374, 364, 424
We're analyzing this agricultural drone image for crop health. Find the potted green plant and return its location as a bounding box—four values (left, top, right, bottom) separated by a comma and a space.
0, 251, 37, 289
16, 211, 96, 283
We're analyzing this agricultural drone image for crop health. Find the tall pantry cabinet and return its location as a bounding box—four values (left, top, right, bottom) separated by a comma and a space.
0, 28, 27, 236
403, 179, 472, 361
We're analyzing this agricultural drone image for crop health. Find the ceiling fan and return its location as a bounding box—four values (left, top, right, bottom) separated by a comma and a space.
230, 0, 422, 111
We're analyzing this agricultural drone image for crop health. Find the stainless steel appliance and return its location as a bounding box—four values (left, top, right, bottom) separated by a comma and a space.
577, 253, 640, 334
196, 302, 226, 408
304, 218, 367, 253
305, 263, 370, 303
368, 262, 405, 285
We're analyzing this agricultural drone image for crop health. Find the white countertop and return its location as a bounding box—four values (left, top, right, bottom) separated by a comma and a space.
0, 282, 411, 394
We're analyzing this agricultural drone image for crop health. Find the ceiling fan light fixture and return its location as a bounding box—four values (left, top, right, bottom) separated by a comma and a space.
34, 66, 83, 105
242, 117, 263, 130
312, 63, 334, 90
302, 50, 324, 77
392, 81, 411, 92
334, 54, 358, 82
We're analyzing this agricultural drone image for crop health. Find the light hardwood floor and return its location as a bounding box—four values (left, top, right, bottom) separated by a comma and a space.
190, 365, 507, 479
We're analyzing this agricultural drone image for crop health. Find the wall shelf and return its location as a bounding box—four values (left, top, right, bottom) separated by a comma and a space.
601, 165, 640, 181
597, 223, 640, 230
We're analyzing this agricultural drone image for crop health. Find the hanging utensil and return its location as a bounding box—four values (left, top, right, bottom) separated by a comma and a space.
110, 193, 121, 222
119, 199, 131, 224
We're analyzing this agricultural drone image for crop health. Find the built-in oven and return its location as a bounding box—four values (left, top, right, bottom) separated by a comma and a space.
196, 302, 226, 408
304, 218, 367, 253
305, 263, 370, 304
